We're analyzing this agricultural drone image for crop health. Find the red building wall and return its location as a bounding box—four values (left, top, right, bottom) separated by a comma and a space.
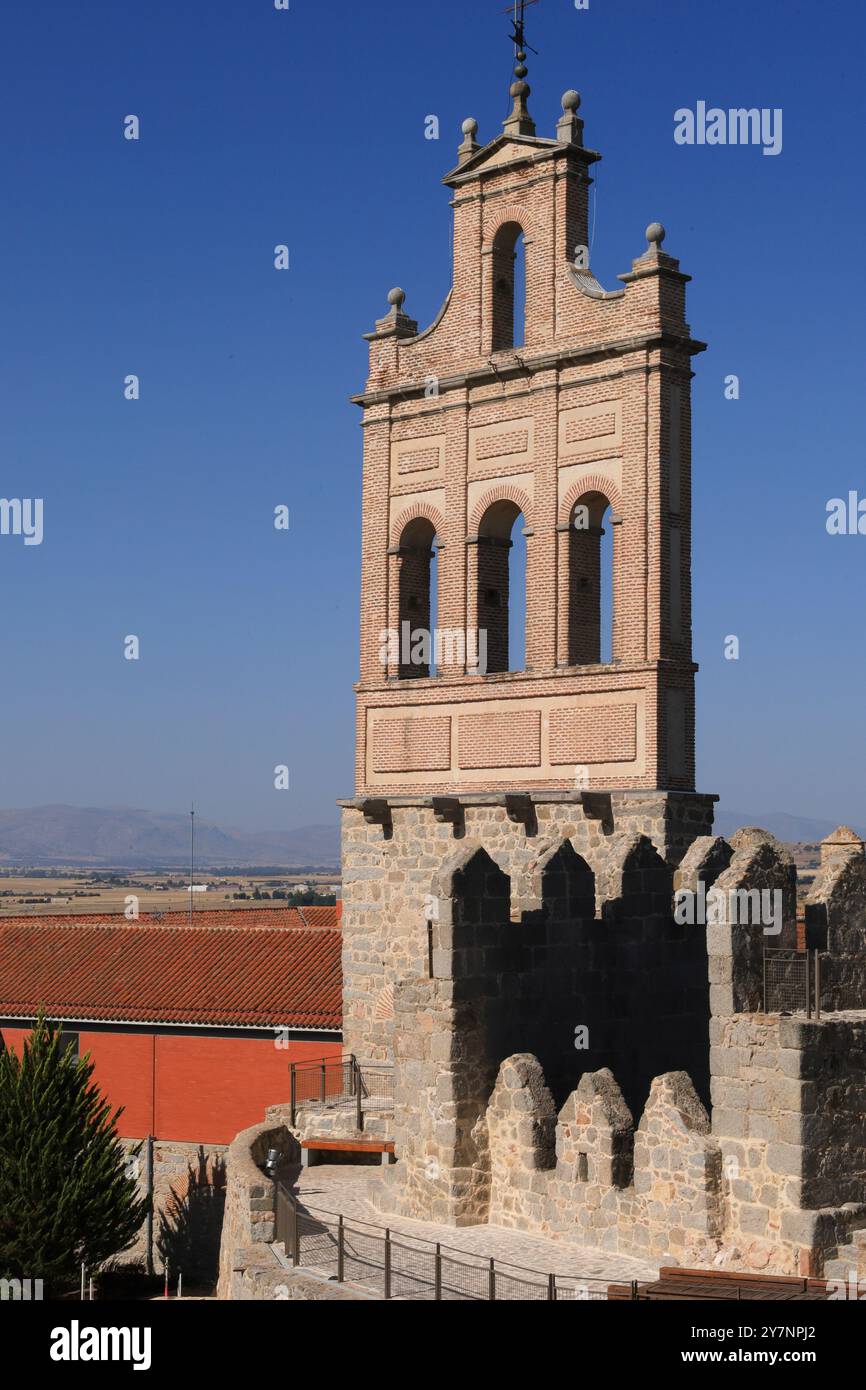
0, 1026, 341, 1144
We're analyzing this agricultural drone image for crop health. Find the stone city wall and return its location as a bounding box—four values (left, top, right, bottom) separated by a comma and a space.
363, 824, 866, 1274
121, 1138, 228, 1274
479, 1056, 721, 1265
216, 1121, 298, 1300
710, 1013, 866, 1275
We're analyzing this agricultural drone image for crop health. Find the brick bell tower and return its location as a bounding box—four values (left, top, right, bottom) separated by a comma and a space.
340, 36, 716, 1081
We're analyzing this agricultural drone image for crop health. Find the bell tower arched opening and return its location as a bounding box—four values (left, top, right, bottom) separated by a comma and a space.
567, 491, 615, 666
491, 221, 527, 351
476, 499, 526, 675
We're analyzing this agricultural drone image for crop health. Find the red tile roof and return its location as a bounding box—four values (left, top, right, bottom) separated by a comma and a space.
0, 917, 342, 1031
0, 905, 340, 931
297, 904, 342, 928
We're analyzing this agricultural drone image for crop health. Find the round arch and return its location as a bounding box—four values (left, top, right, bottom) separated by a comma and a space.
470, 484, 533, 536
390, 500, 447, 551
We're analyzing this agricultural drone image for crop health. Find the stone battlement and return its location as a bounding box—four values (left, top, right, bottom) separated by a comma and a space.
341, 789, 716, 1071
371, 1023, 866, 1276
353, 816, 866, 1275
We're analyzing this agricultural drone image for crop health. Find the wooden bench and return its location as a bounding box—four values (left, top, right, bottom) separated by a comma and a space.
614, 1266, 830, 1302
300, 1137, 396, 1168
659, 1266, 829, 1297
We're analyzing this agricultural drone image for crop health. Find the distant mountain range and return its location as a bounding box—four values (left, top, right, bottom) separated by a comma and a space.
0, 803, 859, 871
0, 806, 340, 870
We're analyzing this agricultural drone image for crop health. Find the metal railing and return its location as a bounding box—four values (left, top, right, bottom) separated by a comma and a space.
274, 1183, 631, 1301
764, 947, 866, 1015
288, 1054, 394, 1128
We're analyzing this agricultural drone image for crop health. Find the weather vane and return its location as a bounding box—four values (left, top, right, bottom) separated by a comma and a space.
502, 0, 540, 57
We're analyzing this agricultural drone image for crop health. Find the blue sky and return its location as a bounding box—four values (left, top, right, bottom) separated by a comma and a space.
1, 0, 864, 833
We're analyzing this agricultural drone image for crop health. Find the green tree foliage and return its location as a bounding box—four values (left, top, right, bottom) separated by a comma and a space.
0, 1014, 148, 1291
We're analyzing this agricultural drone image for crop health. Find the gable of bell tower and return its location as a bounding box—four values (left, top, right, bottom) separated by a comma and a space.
351, 62, 706, 802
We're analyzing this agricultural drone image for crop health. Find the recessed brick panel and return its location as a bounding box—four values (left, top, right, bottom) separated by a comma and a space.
389, 434, 446, 491
565, 411, 617, 445
475, 427, 530, 460
468, 416, 535, 477
458, 710, 541, 769
549, 704, 637, 765
398, 448, 441, 476
558, 401, 622, 460
371, 716, 452, 773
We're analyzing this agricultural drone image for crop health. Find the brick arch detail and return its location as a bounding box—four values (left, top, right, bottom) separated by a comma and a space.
470, 484, 534, 535
558, 473, 624, 527
390, 500, 447, 550
483, 203, 535, 251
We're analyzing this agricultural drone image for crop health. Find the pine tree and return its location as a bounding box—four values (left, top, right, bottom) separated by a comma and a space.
0, 1013, 149, 1291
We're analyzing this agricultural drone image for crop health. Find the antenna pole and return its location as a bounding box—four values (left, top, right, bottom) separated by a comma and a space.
189, 805, 195, 923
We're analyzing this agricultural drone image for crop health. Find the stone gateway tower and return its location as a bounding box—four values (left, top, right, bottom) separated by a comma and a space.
340, 50, 717, 1222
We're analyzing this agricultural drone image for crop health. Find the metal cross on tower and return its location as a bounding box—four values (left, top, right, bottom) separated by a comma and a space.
502, 0, 540, 56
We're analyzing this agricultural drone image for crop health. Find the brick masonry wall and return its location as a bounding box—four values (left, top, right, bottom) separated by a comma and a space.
353, 97, 703, 798
356, 661, 693, 794
338, 78, 866, 1281
550, 703, 637, 764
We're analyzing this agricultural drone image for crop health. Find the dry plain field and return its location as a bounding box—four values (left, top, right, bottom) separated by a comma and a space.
0, 870, 339, 917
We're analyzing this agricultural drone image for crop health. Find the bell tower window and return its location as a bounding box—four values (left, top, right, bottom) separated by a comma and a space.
491, 222, 527, 351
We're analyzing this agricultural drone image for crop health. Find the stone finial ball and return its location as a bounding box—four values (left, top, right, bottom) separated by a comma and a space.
387, 287, 406, 308
562, 90, 581, 113
646, 222, 666, 246
462, 117, 478, 137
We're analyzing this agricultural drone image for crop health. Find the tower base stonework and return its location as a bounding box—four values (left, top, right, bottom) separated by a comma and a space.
339, 788, 716, 1224
340, 789, 716, 1068
342, 821, 866, 1275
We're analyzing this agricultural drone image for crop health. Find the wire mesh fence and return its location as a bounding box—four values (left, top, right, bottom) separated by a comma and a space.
763, 949, 809, 1014
763, 948, 866, 1015
288, 1055, 394, 1126
288, 1057, 354, 1111
274, 1183, 623, 1301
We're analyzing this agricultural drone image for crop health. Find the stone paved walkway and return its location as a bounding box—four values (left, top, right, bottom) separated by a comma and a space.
292, 1165, 659, 1295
